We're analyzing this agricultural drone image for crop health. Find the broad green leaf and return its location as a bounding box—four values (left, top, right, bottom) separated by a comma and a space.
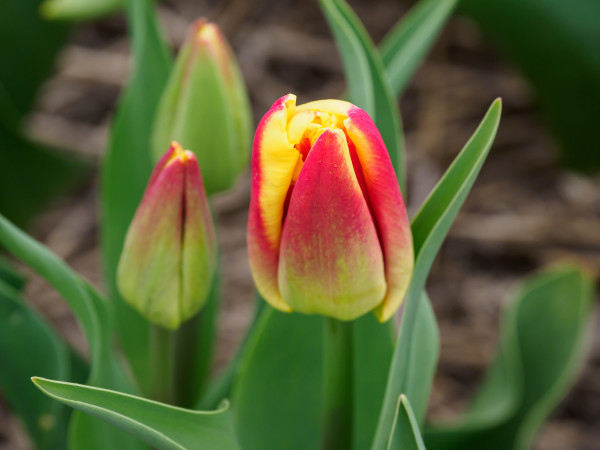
0, 279, 71, 449
388, 395, 427, 450
41, 0, 123, 21
371, 99, 501, 450
33, 377, 240, 450
381, 0, 458, 97
425, 264, 595, 450
352, 315, 395, 450
0, 214, 144, 449
319, 0, 406, 190
100, 0, 171, 393
460, 0, 600, 172
231, 307, 324, 450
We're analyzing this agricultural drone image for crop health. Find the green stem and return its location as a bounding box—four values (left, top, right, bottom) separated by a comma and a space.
321, 318, 353, 450
172, 314, 200, 407
150, 324, 174, 404
198, 293, 265, 410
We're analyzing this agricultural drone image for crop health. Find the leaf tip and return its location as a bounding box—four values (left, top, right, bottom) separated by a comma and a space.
31, 376, 44, 389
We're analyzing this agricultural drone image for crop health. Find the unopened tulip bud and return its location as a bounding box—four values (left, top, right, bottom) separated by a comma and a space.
248, 95, 414, 322
117, 142, 217, 329
152, 19, 252, 195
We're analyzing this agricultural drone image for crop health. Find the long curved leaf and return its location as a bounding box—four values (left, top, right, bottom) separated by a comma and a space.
371, 99, 502, 450
425, 264, 595, 450
318, 0, 373, 116
0, 214, 143, 449
320, 0, 405, 189
388, 395, 427, 450
33, 377, 240, 450
381, 0, 458, 97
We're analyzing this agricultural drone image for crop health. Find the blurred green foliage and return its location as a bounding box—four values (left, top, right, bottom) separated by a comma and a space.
41, 0, 124, 21
460, 0, 600, 171
0, 0, 87, 229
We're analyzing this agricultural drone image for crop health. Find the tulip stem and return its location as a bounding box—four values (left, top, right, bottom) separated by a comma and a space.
150, 324, 175, 404
321, 318, 353, 450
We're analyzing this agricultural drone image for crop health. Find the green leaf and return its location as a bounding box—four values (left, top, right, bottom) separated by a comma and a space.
0, 0, 69, 118
352, 315, 395, 450
318, 0, 373, 116
371, 99, 501, 450
0, 0, 88, 229
388, 395, 427, 450
425, 264, 595, 450
319, 0, 406, 190
353, 287, 438, 450
41, 0, 123, 21
0, 214, 144, 449
231, 307, 324, 450
232, 304, 401, 450
33, 377, 240, 450
381, 0, 458, 97
100, 0, 171, 393
403, 293, 440, 424
460, 0, 600, 172
0, 279, 71, 449
0, 255, 26, 290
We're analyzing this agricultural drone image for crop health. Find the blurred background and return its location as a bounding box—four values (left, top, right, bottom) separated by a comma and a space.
1, 0, 599, 448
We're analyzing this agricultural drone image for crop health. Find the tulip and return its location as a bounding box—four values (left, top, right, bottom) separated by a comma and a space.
248, 94, 414, 322
117, 142, 217, 329
152, 18, 252, 195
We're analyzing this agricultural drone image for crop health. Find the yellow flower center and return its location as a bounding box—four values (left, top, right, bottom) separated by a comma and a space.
286, 109, 347, 182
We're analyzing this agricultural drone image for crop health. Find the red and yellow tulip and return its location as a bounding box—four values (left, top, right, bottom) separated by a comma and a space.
248, 94, 414, 322
117, 142, 217, 329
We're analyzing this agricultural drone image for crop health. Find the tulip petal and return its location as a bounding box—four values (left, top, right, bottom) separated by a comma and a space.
180, 152, 217, 321
278, 128, 387, 321
344, 107, 414, 322
117, 150, 185, 329
248, 94, 299, 312
294, 99, 353, 117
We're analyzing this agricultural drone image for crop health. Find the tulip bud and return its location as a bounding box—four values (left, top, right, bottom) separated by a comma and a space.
152, 19, 252, 195
248, 95, 414, 322
117, 142, 217, 329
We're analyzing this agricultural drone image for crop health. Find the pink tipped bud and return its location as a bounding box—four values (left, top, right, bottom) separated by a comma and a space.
117, 142, 217, 329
